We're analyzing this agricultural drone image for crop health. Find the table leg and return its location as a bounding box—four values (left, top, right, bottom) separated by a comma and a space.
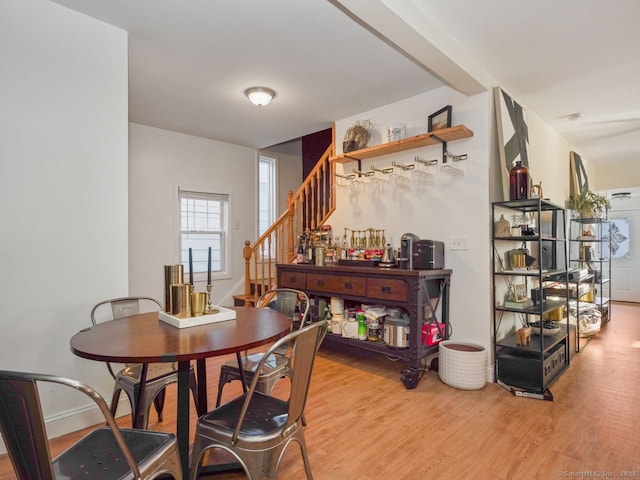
196, 359, 207, 415
177, 361, 191, 479
133, 363, 148, 429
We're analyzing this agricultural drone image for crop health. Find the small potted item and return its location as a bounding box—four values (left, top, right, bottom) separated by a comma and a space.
438, 341, 486, 390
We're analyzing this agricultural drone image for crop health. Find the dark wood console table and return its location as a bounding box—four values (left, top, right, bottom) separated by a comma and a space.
277, 263, 452, 389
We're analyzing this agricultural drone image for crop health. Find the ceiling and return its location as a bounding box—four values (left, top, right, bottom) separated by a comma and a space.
51, 0, 639, 165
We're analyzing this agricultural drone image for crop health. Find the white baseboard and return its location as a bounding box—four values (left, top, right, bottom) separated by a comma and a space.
487, 365, 495, 382
0, 397, 131, 455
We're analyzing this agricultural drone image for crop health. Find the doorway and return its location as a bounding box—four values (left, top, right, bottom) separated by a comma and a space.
609, 189, 640, 303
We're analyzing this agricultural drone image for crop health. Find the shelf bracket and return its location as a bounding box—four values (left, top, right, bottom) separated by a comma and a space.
430, 134, 448, 164
415, 156, 438, 167
371, 165, 394, 174
391, 161, 414, 171
352, 168, 374, 177
344, 154, 363, 172
335, 173, 356, 180
446, 151, 468, 162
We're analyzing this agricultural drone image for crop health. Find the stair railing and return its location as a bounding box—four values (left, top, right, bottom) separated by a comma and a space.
243, 143, 335, 306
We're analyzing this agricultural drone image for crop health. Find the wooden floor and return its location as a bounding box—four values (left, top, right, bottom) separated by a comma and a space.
1, 301, 639, 479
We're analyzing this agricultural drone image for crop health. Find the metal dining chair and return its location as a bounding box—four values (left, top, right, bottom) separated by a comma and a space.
91, 296, 198, 428
0, 370, 182, 480
215, 288, 310, 407
190, 320, 328, 480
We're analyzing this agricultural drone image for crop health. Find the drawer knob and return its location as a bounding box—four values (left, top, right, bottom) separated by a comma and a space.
382, 285, 391, 294
317, 279, 325, 286
344, 282, 352, 289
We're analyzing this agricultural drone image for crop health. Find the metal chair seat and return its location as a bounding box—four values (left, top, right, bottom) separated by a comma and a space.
215, 288, 309, 407
198, 392, 290, 443
92, 296, 199, 428
190, 321, 328, 480
0, 370, 183, 480
53, 428, 179, 479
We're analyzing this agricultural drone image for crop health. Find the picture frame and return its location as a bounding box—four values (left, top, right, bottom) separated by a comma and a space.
494, 87, 531, 201
427, 105, 452, 132
513, 283, 527, 302
569, 151, 589, 197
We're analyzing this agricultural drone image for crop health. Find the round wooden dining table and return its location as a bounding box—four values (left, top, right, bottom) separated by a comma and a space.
70, 306, 291, 478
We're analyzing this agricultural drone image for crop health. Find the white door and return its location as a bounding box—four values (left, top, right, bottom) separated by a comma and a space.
609, 196, 640, 302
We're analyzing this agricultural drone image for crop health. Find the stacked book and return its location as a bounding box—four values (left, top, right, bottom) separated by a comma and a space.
502, 299, 534, 310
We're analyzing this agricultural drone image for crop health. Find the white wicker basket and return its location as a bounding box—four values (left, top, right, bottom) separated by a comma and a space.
438, 341, 487, 390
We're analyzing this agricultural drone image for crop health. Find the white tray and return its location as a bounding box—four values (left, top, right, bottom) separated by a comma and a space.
158, 306, 236, 328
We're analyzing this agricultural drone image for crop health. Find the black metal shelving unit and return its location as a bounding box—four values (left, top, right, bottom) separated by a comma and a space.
491, 199, 570, 399
569, 216, 612, 327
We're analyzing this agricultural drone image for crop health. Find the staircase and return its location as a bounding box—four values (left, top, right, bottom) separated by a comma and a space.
240, 143, 335, 306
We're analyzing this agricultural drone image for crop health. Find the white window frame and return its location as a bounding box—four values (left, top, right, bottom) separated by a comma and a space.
177, 187, 231, 281
258, 153, 277, 238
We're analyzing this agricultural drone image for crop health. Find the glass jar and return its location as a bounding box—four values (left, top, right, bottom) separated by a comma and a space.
509, 160, 529, 200
367, 319, 382, 341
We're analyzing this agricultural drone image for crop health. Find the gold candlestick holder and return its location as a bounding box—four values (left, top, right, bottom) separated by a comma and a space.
205, 284, 213, 312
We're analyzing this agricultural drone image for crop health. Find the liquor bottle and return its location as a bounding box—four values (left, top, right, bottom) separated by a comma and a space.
296, 235, 305, 264
509, 160, 529, 200
307, 234, 315, 264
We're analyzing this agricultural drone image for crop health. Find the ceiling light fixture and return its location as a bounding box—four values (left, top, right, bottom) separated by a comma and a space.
567, 113, 583, 121
611, 192, 631, 200
245, 87, 276, 106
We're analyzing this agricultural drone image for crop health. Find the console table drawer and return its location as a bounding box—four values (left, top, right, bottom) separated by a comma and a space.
279, 271, 307, 289
366, 278, 409, 302
307, 274, 365, 296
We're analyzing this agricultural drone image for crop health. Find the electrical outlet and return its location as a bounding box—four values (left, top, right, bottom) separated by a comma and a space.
450, 236, 469, 251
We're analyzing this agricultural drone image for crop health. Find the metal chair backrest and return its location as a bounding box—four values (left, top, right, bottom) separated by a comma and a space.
233, 320, 328, 443
90, 296, 163, 375
256, 289, 310, 355
256, 288, 310, 327
91, 296, 163, 323
0, 373, 55, 479
0, 371, 142, 480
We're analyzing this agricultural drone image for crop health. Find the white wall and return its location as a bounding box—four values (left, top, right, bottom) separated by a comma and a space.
527, 109, 577, 205
331, 87, 493, 353
262, 141, 303, 216
128, 125, 304, 306
0, 0, 128, 443
593, 159, 640, 191
276, 151, 303, 214
129, 124, 260, 305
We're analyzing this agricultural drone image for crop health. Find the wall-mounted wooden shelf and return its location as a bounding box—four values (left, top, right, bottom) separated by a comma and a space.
330, 125, 473, 164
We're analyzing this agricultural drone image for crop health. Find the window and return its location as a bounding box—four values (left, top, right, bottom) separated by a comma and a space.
258, 154, 276, 237
179, 189, 229, 278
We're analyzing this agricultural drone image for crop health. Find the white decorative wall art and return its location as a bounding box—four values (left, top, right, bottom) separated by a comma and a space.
494, 87, 531, 201
569, 151, 589, 197
606, 218, 630, 258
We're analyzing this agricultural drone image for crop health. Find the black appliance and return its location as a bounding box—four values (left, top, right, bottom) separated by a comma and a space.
399, 233, 419, 269
412, 240, 445, 270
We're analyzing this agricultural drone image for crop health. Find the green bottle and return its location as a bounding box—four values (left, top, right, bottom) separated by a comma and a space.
357, 309, 367, 340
